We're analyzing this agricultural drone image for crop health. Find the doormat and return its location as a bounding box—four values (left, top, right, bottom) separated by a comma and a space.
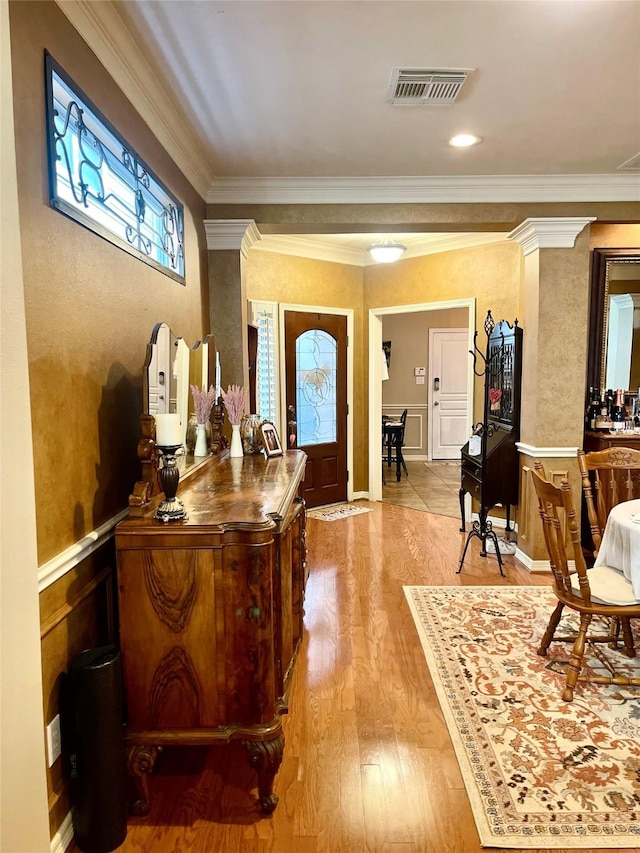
403, 584, 640, 848
306, 503, 372, 522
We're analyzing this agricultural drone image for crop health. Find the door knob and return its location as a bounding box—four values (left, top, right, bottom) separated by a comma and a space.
434, 401, 439, 406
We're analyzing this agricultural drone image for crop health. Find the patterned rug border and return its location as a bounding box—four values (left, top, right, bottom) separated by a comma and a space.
403, 585, 640, 849
306, 503, 372, 521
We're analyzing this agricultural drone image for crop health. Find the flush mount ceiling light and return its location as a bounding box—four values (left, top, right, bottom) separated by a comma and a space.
449, 133, 481, 148
368, 240, 407, 263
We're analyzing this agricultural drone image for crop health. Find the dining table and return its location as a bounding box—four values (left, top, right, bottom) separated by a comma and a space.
593, 498, 640, 600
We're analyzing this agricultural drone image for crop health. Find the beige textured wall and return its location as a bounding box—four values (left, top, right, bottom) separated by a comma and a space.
590, 223, 640, 250
365, 241, 523, 422
11, 1, 209, 563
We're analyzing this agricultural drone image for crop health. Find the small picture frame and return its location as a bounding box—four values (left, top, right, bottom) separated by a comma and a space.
259, 420, 283, 457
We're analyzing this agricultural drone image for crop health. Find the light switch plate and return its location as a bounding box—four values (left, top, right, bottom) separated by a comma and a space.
46, 714, 61, 767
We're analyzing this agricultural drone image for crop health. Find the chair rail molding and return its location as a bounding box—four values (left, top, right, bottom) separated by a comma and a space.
38, 508, 129, 593
517, 442, 580, 458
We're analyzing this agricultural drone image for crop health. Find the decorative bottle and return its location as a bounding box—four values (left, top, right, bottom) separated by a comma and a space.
611, 388, 626, 432
586, 387, 600, 431
594, 389, 611, 431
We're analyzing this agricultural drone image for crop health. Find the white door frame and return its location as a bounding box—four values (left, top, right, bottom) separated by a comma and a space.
279, 302, 354, 502
427, 327, 469, 461
368, 299, 475, 502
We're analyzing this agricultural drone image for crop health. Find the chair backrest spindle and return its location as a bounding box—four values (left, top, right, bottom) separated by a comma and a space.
578, 447, 640, 557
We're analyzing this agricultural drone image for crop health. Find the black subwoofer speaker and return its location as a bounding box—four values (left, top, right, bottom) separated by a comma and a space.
61, 645, 128, 853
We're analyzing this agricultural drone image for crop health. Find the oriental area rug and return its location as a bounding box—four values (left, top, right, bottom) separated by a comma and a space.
403, 585, 640, 848
306, 503, 372, 522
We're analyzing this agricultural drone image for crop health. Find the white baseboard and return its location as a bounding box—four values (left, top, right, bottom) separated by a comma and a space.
471, 512, 518, 533
51, 811, 73, 853
352, 491, 369, 501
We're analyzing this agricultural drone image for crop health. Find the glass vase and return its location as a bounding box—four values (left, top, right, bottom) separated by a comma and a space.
240, 413, 262, 454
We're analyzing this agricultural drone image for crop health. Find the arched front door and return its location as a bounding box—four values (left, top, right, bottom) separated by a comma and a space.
284, 311, 348, 508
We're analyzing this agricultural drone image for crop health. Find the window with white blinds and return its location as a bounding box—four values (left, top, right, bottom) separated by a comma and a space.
250, 301, 280, 428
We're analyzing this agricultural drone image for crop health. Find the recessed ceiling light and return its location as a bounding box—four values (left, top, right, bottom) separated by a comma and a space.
449, 134, 481, 148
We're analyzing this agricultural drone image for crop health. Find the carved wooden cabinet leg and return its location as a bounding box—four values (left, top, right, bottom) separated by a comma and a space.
241, 735, 284, 814
127, 744, 162, 816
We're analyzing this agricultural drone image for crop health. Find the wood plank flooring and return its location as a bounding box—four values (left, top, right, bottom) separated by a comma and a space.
92, 502, 617, 853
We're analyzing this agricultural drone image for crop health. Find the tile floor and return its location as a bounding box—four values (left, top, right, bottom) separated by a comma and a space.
382, 459, 462, 519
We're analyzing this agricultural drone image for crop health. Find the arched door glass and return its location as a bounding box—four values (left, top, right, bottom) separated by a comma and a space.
295, 329, 337, 445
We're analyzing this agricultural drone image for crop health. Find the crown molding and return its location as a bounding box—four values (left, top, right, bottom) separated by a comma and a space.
55, 0, 212, 199
206, 174, 640, 205
204, 219, 261, 257
250, 231, 508, 266
508, 217, 596, 255
252, 234, 363, 266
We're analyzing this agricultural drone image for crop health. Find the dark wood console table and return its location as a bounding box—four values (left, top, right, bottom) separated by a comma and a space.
583, 430, 640, 453
115, 449, 308, 816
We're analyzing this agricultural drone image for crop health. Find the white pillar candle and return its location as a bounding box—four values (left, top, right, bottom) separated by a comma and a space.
154, 413, 182, 446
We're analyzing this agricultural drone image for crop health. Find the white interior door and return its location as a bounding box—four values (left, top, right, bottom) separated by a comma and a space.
147, 323, 171, 414
429, 328, 469, 459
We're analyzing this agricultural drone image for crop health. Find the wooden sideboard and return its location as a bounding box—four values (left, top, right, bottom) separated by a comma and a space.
583, 430, 640, 453
115, 449, 308, 815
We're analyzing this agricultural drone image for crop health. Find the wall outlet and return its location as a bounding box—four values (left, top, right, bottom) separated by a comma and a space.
46, 714, 61, 767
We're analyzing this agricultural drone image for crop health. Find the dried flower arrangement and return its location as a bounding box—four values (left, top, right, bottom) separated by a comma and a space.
190, 384, 217, 424
221, 384, 246, 426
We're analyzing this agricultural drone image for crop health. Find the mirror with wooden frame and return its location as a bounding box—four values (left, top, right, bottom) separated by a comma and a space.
129, 324, 223, 511
587, 248, 640, 394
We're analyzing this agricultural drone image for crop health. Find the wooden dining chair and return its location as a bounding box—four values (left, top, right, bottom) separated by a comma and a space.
578, 446, 640, 556
531, 463, 640, 701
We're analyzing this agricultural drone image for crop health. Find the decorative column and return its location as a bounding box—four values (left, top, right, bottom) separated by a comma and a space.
508, 217, 595, 571
204, 219, 262, 391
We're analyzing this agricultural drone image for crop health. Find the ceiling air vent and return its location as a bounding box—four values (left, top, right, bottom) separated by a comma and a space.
387, 67, 473, 105
618, 152, 640, 171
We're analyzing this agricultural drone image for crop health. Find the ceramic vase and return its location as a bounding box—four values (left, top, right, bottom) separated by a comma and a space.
229, 423, 244, 457
194, 423, 208, 456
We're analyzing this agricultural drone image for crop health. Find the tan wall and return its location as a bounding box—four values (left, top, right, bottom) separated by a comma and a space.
11, 1, 208, 563
245, 250, 366, 489
365, 241, 523, 423
9, 1, 209, 840
245, 242, 524, 488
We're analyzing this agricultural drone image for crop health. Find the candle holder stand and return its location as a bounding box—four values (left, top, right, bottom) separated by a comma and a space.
155, 445, 188, 522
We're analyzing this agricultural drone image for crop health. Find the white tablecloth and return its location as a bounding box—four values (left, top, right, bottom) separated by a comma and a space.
593, 499, 640, 600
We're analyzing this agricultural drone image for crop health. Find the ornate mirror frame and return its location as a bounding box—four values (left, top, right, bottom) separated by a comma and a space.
587, 247, 640, 393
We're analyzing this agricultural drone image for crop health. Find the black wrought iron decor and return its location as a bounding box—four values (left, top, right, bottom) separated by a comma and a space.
458, 311, 523, 576
44, 52, 185, 283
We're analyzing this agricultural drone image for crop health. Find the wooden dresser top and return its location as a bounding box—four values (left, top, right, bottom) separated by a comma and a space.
117, 449, 307, 534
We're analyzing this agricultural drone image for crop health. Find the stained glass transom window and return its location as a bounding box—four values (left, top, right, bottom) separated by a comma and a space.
45, 53, 185, 283
295, 329, 337, 446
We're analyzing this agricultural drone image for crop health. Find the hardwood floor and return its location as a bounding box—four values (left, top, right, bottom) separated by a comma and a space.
98, 502, 608, 853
